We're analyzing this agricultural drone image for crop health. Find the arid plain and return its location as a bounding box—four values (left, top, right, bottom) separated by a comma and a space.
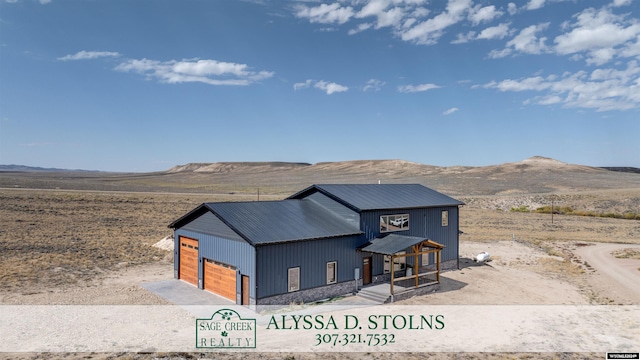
1, 157, 639, 360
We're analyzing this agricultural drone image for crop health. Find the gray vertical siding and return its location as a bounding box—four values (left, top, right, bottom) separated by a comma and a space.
174, 229, 256, 300
255, 235, 368, 299
359, 206, 460, 275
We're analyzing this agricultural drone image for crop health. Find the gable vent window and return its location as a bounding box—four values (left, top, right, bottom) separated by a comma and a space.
442, 210, 449, 227
380, 214, 409, 232
288, 267, 300, 292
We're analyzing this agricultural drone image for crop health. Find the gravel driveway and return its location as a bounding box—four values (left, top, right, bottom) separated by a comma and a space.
576, 243, 640, 304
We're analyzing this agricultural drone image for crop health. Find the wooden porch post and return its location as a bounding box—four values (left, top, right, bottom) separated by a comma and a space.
436, 250, 441, 283
413, 245, 419, 288
390, 254, 395, 295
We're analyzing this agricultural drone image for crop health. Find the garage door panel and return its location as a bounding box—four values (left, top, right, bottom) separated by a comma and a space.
203, 259, 236, 301
179, 237, 198, 286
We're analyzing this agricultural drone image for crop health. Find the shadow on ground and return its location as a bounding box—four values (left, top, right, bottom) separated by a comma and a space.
459, 257, 493, 270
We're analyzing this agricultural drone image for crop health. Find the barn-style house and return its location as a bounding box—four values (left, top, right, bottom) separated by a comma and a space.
169, 184, 464, 306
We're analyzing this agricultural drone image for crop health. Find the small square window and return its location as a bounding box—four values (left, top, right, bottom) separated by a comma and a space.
326, 261, 337, 284
288, 267, 300, 292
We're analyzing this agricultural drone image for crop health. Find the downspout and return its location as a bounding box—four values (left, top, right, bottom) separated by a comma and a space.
457, 205, 461, 270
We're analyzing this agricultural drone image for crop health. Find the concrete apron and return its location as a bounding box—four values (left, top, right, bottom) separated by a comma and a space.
140, 279, 235, 306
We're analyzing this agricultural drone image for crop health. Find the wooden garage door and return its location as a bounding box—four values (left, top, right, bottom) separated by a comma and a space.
203, 259, 236, 301
179, 236, 198, 286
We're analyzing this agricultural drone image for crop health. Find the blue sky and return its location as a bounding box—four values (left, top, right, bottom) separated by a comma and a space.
1, 0, 639, 172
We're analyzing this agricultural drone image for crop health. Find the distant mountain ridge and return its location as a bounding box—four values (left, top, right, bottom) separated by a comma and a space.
1, 156, 639, 195
0, 164, 98, 172
166, 157, 594, 174
167, 161, 311, 173
3, 157, 638, 174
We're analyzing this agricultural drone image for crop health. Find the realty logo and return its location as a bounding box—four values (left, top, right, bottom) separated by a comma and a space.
196, 309, 257, 349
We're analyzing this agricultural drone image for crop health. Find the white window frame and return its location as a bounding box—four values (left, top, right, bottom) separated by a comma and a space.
288, 267, 300, 292
383, 252, 407, 273
442, 210, 449, 227
326, 261, 337, 284
380, 214, 410, 233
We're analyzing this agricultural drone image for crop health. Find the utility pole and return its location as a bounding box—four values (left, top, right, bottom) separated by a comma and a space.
551, 195, 555, 224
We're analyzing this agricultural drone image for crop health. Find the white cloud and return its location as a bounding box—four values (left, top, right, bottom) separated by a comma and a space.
477, 23, 511, 40
451, 31, 476, 44
293, 79, 313, 90
58, 50, 120, 61
348, 23, 373, 35
293, 0, 509, 46
400, 0, 473, 45
490, 23, 549, 58
537, 95, 563, 105
611, 0, 631, 7
453, 23, 511, 44
314, 80, 349, 94
293, 79, 348, 94
586, 47, 617, 66
356, 0, 389, 19
508, 23, 550, 54
376, 7, 406, 28
482, 60, 640, 111
295, 3, 355, 25
620, 35, 640, 58
488, 47, 513, 59
115, 58, 273, 86
397, 83, 440, 92
442, 107, 459, 115
553, 7, 640, 65
525, 0, 545, 11
363, 79, 385, 92
354, 1, 421, 30
411, 7, 430, 18
468, 5, 503, 26
507, 3, 518, 15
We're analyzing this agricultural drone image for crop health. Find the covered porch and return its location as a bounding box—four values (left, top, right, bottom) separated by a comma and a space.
360, 234, 443, 300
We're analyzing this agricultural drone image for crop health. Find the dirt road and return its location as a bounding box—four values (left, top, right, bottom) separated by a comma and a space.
576, 243, 640, 304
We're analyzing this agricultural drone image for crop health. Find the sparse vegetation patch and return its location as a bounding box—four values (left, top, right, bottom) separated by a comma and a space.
611, 248, 640, 259
535, 205, 640, 220
0, 190, 244, 291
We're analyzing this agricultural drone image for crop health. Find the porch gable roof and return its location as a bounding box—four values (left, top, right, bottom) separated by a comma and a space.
360, 233, 443, 255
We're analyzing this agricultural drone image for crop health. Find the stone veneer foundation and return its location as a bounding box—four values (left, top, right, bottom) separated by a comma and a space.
255, 259, 457, 309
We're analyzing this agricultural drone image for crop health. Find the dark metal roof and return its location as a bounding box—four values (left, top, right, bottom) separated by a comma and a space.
289, 184, 464, 212
360, 234, 443, 255
170, 199, 362, 245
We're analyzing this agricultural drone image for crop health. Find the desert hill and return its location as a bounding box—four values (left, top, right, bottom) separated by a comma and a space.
167, 161, 311, 173
1, 156, 639, 196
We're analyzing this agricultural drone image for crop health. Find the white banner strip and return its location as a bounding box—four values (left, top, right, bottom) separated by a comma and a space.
1, 305, 638, 353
